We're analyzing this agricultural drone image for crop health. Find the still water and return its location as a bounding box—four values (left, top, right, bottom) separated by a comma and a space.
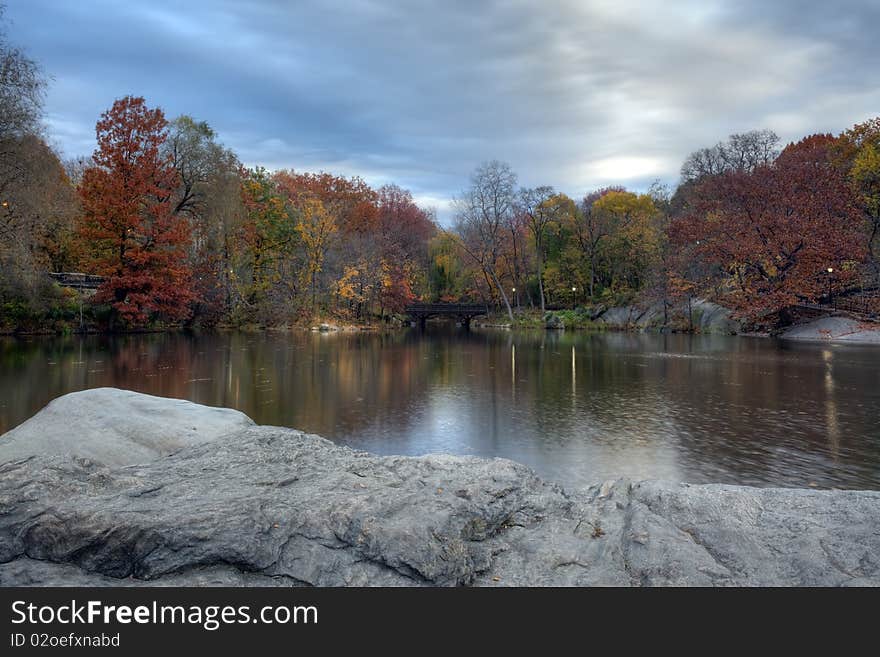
1, 329, 879, 490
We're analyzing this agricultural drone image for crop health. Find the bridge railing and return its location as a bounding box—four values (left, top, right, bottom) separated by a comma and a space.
48, 272, 105, 289
405, 303, 489, 315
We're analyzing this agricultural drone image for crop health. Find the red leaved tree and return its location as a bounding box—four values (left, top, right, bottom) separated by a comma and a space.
671, 134, 867, 322
79, 96, 195, 326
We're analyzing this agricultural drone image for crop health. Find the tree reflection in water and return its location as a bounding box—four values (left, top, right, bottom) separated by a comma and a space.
1, 328, 879, 490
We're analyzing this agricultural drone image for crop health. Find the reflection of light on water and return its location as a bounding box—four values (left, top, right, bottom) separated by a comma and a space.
424, 388, 476, 454
823, 349, 840, 459
511, 344, 516, 404
7, 330, 880, 490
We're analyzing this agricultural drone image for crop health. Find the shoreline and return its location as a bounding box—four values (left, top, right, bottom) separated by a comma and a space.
3, 303, 880, 345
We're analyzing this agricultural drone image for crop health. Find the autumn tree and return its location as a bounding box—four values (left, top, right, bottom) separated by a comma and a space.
373, 184, 434, 313
567, 186, 623, 298
454, 161, 518, 321
591, 190, 660, 296
428, 231, 469, 302
165, 115, 242, 324
235, 167, 295, 321
518, 185, 555, 312
671, 134, 866, 322
835, 117, 880, 277
680, 129, 780, 182
0, 135, 79, 324
0, 11, 87, 329
274, 170, 377, 234
273, 170, 378, 317
0, 9, 41, 125
336, 260, 374, 317
295, 196, 336, 313
79, 96, 195, 326
0, 6, 47, 198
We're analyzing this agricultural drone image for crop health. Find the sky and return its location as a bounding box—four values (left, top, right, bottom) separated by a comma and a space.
6, 0, 880, 221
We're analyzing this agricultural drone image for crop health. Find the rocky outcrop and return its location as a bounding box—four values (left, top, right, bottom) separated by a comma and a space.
544, 312, 565, 329
596, 299, 740, 334
688, 299, 741, 334
596, 305, 645, 327
780, 316, 880, 343
1, 389, 878, 587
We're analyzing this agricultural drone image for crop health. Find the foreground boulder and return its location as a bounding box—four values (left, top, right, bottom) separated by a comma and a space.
1, 389, 878, 586
0, 388, 254, 467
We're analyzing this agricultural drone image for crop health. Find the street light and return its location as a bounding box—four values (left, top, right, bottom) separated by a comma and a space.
826, 267, 834, 305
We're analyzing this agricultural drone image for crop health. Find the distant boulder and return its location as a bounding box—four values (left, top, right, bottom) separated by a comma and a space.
544, 313, 565, 329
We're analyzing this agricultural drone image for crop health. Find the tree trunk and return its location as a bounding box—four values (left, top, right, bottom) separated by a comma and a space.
590, 262, 596, 299
868, 216, 880, 276
537, 248, 546, 314
489, 269, 514, 322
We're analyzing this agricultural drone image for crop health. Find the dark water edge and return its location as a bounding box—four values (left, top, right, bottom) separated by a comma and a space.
1, 328, 879, 490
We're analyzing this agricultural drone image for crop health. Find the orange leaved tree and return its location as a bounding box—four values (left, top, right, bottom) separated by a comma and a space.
79, 96, 195, 326
671, 134, 866, 322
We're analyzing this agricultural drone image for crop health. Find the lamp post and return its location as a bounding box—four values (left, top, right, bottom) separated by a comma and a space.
826, 267, 834, 306
571, 286, 577, 308
512, 287, 519, 310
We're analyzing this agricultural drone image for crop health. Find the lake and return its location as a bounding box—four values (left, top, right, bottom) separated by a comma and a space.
1, 328, 878, 490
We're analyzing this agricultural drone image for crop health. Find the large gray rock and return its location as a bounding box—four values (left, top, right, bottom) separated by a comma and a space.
690, 299, 741, 334
597, 305, 644, 327
632, 302, 666, 328
598, 299, 740, 334
781, 316, 880, 343
0, 388, 253, 467
1, 389, 877, 587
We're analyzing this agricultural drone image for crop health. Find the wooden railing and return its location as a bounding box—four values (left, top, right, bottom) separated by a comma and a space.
48, 272, 105, 290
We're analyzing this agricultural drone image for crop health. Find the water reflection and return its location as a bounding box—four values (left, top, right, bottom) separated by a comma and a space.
1, 328, 879, 490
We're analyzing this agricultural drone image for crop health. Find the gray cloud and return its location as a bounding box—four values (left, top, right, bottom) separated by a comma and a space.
7, 0, 880, 220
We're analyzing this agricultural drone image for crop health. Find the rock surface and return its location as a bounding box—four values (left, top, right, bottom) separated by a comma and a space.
597, 299, 740, 334
596, 305, 644, 327
1, 389, 878, 587
544, 312, 565, 329
0, 388, 254, 467
780, 316, 880, 343
689, 299, 741, 334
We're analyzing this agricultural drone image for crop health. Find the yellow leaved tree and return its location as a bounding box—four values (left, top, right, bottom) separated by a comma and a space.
295, 197, 336, 312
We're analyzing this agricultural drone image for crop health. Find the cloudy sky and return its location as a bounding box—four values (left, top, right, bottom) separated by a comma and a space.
6, 0, 880, 220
